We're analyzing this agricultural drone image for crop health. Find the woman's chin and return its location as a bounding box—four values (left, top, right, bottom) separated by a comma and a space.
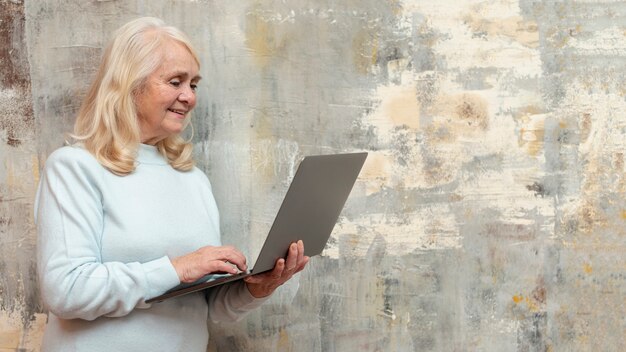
162, 123, 185, 136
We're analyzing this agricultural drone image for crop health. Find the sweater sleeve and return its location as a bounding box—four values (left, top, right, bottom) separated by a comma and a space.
206, 281, 271, 323
35, 148, 181, 321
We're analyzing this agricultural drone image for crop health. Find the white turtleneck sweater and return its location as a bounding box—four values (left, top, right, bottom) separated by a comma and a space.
35, 144, 267, 352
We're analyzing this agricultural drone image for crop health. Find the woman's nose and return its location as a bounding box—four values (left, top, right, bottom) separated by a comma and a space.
178, 87, 196, 104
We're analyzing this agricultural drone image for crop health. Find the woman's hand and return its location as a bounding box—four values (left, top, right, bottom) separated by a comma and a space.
171, 245, 248, 283
244, 240, 309, 298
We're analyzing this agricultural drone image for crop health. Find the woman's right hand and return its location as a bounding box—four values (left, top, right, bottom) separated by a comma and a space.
170, 246, 248, 283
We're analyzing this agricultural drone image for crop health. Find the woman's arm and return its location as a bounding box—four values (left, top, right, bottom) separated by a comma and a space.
205, 281, 270, 323
35, 148, 180, 321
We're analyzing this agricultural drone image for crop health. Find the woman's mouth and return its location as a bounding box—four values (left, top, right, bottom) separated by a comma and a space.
168, 108, 187, 118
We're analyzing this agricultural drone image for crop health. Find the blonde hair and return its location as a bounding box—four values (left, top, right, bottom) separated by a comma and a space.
72, 17, 199, 175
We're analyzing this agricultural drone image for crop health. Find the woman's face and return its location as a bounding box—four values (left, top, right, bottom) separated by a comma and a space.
135, 41, 200, 144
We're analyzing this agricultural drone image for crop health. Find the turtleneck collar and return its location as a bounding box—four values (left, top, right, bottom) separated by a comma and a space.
136, 143, 169, 165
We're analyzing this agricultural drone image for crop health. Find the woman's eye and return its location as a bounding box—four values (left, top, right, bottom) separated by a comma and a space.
170, 80, 181, 87
190, 84, 198, 91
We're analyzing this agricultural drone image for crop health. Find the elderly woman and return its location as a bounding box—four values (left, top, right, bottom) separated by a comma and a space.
35, 17, 308, 351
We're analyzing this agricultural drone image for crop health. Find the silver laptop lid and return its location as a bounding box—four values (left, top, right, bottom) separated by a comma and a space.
250, 152, 368, 274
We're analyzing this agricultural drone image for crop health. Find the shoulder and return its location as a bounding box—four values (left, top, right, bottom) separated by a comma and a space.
43, 145, 104, 179
186, 165, 214, 190
46, 145, 97, 165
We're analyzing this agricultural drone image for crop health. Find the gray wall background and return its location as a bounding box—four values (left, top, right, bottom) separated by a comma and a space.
1, 0, 625, 351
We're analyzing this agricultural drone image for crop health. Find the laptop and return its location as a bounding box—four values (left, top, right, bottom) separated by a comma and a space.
146, 152, 368, 303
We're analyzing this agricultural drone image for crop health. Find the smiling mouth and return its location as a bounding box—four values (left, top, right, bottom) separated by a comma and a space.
168, 108, 187, 117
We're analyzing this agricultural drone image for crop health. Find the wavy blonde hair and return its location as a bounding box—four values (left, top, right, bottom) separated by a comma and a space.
72, 17, 199, 175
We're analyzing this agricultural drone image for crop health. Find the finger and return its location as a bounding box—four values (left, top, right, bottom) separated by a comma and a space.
210, 261, 241, 274
222, 252, 247, 272
207, 247, 248, 271
285, 243, 298, 271
295, 256, 310, 273
296, 240, 304, 265
273, 258, 285, 279
222, 246, 249, 271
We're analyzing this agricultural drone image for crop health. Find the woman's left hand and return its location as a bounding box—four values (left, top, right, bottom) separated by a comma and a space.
244, 240, 309, 298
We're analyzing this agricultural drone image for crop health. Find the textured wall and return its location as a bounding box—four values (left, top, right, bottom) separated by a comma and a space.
1, 0, 625, 351
0, 0, 45, 350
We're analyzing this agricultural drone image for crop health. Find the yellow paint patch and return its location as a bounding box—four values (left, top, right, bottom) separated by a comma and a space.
577, 334, 590, 345
0, 314, 21, 349
363, 80, 423, 146
622, 210, 626, 220
378, 84, 420, 129
463, 14, 539, 48
277, 328, 289, 351
359, 151, 394, 195
32, 154, 40, 185
579, 113, 592, 144
523, 295, 540, 312
583, 263, 593, 274
512, 292, 543, 311
436, 93, 489, 129
428, 93, 489, 143
352, 29, 379, 74
251, 107, 275, 140
0, 330, 20, 349
20, 313, 47, 351
244, 10, 286, 68
1, 312, 47, 350
518, 113, 546, 156
520, 105, 543, 115
579, 200, 607, 232
454, 94, 488, 129
388, 0, 403, 16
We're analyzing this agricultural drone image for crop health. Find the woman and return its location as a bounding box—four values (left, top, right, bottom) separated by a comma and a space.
35, 17, 308, 351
